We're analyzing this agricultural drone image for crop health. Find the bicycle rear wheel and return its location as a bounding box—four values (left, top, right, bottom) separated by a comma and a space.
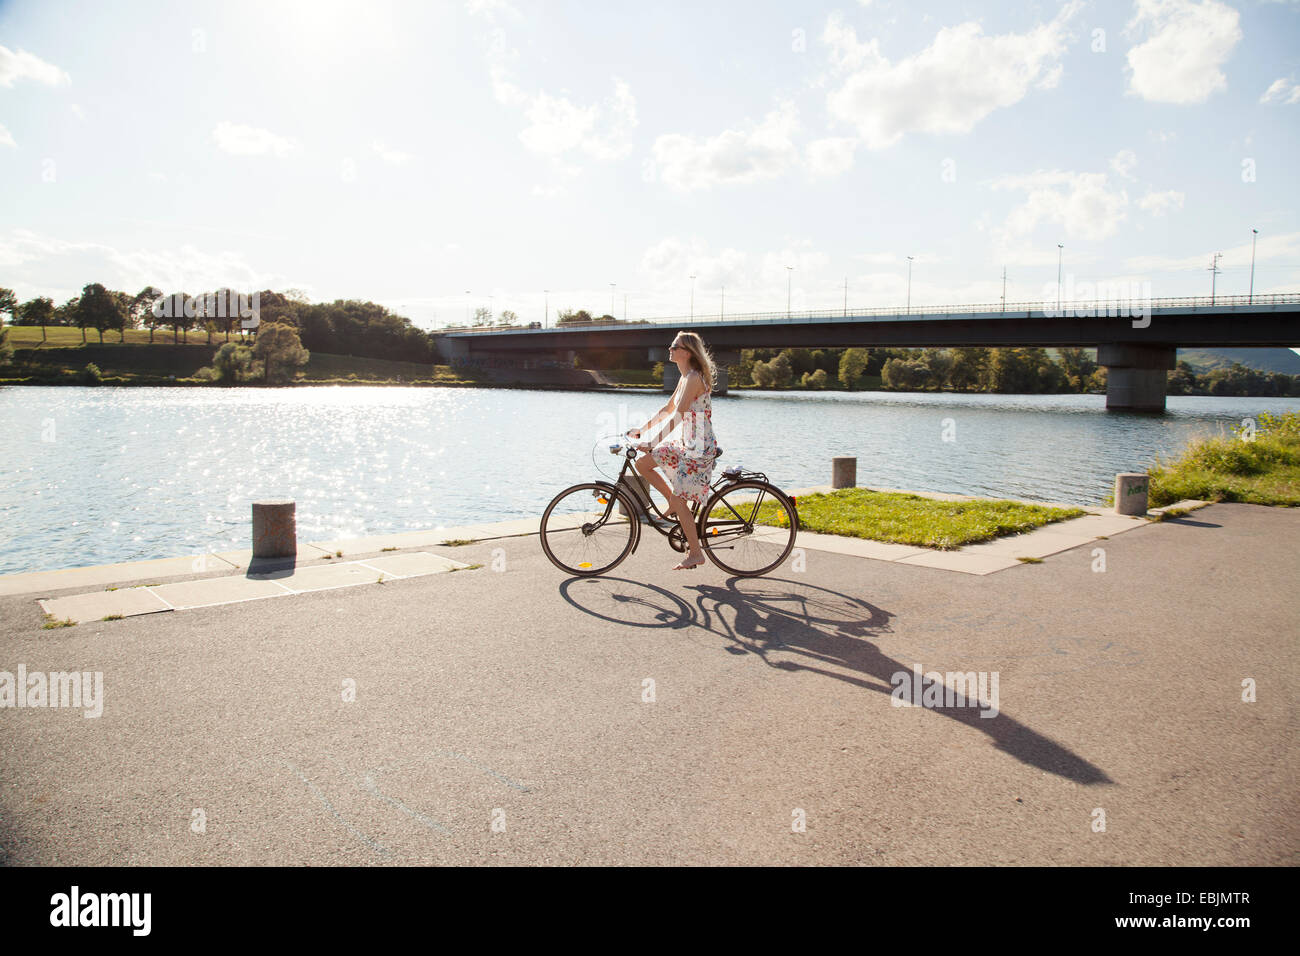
699, 480, 797, 577
539, 483, 638, 576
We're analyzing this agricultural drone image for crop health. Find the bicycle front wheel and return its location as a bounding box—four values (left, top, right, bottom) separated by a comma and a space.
699, 480, 798, 577
539, 483, 638, 576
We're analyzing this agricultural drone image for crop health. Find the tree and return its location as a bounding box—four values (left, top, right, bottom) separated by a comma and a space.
0, 288, 16, 324
919, 348, 954, 388
132, 287, 164, 343
1057, 347, 1097, 392
838, 347, 868, 388
0, 291, 12, 365
209, 342, 255, 384
54, 296, 80, 332
75, 283, 124, 344
499, 310, 518, 325
474, 307, 492, 325
18, 296, 54, 343
801, 368, 829, 388
110, 290, 133, 341
252, 321, 310, 384
752, 361, 775, 387
882, 358, 931, 390
948, 348, 987, 391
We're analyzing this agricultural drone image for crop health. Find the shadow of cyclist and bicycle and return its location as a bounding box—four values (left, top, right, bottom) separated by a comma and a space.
558, 573, 1112, 786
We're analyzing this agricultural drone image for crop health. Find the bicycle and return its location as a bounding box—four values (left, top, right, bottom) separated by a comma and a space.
538, 435, 800, 578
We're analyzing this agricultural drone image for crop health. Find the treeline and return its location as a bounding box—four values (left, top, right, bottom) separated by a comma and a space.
735, 347, 1300, 397
0, 284, 438, 364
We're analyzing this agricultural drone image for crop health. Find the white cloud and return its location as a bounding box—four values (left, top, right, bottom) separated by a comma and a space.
483, 26, 636, 164
823, 3, 1081, 150
1124, 0, 1241, 104
211, 121, 296, 157
0, 229, 292, 295
1110, 149, 1138, 180
1124, 231, 1300, 273
990, 169, 1129, 242
1260, 77, 1300, 104
464, 0, 521, 21
639, 237, 749, 290
0, 123, 14, 149
805, 137, 857, 178
0, 45, 70, 87
647, 102, 799, 190
1137, 189, 1185, 215
371, 140, 413, 164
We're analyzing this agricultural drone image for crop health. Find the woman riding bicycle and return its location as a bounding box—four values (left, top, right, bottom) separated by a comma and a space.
628, 331, 719, 570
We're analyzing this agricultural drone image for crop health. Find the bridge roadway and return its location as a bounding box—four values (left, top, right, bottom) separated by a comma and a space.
436, 294, 1300, 410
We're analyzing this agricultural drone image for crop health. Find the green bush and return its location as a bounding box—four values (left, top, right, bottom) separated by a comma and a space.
80, 362, 102, 385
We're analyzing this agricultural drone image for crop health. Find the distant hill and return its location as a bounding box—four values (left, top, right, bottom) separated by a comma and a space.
1176, 348, 1300, 375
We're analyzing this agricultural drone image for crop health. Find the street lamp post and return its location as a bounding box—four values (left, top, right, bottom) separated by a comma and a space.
906, 256, 913, 313
465, 290, 471, 325
544, 289, 549, 328
609, 283, 615, 319
1056, 244, 1064, 313
689, 274, 696, 320
721, 285, 724, 320
1249, 229, 1259, 303
786, 265, 793, 318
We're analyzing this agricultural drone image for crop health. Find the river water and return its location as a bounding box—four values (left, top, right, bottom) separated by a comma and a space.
2, 385, 1296, 576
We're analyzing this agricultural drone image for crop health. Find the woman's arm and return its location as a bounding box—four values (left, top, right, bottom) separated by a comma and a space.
637, 373, 703, 444
631, 382, 684, 438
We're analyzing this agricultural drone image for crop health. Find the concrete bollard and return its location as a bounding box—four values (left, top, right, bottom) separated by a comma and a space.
252, 499, 297, 558
1114, 473, 1149, 516
832, 456, 857, 489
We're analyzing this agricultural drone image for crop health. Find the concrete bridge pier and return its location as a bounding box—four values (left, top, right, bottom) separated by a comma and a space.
1098, 343, 1175, 412
656, 349, 739, 395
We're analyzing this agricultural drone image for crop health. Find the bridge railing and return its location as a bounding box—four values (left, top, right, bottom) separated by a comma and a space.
439, 292, 1300, 334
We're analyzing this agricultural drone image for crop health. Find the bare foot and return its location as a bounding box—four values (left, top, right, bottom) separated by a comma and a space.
673, 552, 705, 570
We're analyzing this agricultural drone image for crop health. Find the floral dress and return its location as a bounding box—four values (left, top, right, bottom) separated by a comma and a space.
651, 377, 719, 505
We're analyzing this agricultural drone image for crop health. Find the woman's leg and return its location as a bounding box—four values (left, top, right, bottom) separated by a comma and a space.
671, 495, 704, 559
636, 454, 704, 567
634, 453, 674, 500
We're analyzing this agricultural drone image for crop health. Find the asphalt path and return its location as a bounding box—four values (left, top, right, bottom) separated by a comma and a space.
1, 503, 1295, 865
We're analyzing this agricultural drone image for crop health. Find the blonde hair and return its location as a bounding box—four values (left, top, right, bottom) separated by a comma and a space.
673, 331, 716, 392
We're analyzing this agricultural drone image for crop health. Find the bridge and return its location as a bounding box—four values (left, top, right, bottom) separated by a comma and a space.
435, 293, 1300, 410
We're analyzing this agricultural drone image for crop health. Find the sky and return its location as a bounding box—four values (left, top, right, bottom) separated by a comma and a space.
1, 0, 1299, 330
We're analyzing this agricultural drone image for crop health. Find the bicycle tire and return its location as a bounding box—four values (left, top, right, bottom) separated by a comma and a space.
539, 482, 639, 576
699, 480, 798, 577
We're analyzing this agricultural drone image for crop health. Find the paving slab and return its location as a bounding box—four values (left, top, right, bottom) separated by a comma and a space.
0, 552, 240, 597
150, 575, 295, 610
256, 562, 395, 593
214, 544, 333, 570
792, 530, 932, 562
354, 552, 470, 577
310, 526, 497, 553
1045, 513, 1149, 538
894, 550, 1025, 575
958, 531, 1100, 560
38, 587, 172, 624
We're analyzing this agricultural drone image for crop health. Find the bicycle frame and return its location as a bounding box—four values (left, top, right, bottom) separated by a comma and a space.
590, 445, 789, 557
